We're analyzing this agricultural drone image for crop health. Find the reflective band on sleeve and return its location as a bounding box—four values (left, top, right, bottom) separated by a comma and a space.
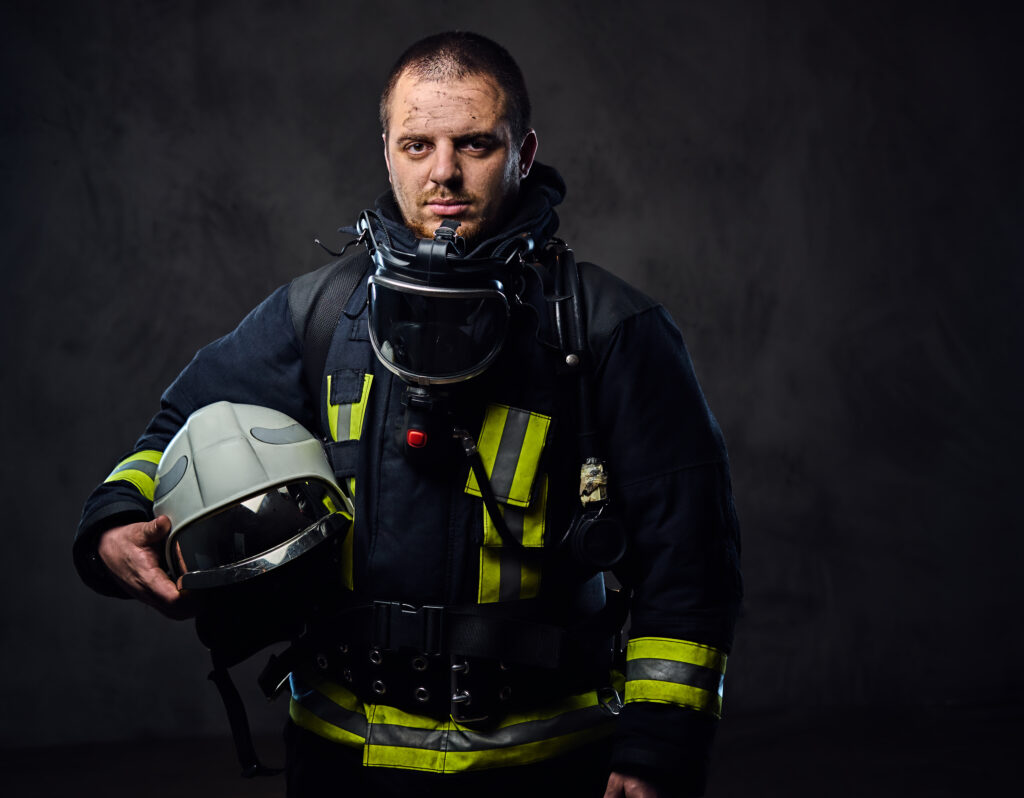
290, 675, 618, 774
466, 405, 551, 508
624, 637, 728, 718
103, 450, 163, 501
328, 373, 374, 443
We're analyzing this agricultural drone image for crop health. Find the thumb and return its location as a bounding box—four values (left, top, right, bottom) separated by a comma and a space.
137, 514, 173, 546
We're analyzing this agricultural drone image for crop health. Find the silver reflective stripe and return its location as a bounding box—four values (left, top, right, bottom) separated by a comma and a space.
503, 505, 525, 544
295, 687, 367, 739
110, 458, 158, 479
627, 658, 724, 697
498, 545, 522, 602
335, 402, 353, 442
445, 702, 614, 752
368, 724, 447, 751
368, 700, 615, 753
489, 409, 530, 499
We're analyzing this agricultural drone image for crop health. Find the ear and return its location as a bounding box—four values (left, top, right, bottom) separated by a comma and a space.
518, 130, 539, 178
382, 132, 392, 181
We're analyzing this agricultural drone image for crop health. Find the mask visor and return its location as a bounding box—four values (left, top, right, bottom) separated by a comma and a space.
368, 274, 510, 385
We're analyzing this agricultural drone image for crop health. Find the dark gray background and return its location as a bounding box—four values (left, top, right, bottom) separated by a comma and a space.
1, 0, 1020, 755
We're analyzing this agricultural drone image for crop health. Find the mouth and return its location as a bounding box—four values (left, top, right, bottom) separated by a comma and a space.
425, 198, 472, 217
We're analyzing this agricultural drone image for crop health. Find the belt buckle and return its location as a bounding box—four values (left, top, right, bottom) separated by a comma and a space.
372, 601, 445, 655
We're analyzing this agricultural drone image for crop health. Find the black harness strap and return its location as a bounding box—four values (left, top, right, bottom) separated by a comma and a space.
208, 661, 283, 778
292, 248, 372, 406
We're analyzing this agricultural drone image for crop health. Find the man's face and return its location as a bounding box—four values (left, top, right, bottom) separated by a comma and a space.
383, 70, 538, 245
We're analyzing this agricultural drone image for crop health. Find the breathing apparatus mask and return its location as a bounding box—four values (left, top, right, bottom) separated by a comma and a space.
357, 212, 625, 575
359, 211, 531, 463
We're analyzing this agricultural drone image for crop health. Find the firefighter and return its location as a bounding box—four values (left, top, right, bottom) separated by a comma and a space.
74, 31, 741, 798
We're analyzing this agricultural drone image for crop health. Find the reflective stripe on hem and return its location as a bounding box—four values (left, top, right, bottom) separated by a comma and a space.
290, 676, 618, 773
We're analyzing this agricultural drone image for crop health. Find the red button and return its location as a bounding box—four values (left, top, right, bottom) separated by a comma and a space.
407, 429, 428, 448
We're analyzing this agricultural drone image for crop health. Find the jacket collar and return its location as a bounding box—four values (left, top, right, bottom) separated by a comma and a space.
352, 161, 566, 258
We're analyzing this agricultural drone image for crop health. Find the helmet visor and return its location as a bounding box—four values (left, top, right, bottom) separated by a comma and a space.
368, 274, 510, 385
168, 480, 347, 590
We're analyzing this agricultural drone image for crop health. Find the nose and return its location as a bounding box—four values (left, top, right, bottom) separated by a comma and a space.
428, 141, 460, 186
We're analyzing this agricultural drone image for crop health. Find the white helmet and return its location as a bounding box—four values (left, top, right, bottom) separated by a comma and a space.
154, 402, 352, 591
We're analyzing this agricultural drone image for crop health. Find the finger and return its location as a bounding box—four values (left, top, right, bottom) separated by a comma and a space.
603, 773, 624, 798
135, 514, 173, 546
135, 566, 196, 620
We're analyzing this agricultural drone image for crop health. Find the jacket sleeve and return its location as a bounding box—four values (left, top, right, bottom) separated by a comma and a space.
73, 284, 312, 597
593, 304, 742, 797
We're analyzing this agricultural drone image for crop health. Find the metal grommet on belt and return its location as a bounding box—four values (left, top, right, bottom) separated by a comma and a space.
414, 687, 430, 703
315, 653, 329, 670
338, 642, 349, 655
499, 685, 512, 701
342, 668, 353, 683
412, 655, 429, 672
369, 647, 383, 665
372, 680, 387, 695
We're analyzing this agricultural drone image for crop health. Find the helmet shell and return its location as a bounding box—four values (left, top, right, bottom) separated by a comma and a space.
154, 401, 351, 587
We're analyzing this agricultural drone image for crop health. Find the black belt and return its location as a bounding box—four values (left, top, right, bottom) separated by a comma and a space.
260, 592, 629, 725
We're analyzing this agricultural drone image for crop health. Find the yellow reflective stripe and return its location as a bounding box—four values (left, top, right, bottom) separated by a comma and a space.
482, 475, 547, 548
103, 449, 163, 501
443, 723, 611, 771
327, 373, 373, 443
624, 637, 727, 718
362, 688, 616, 772
624, 680, 723, 717
478, 475, 545, 604
349, 374, 373, 440
471, 404, 509, 492
290, 700, 365, 748
477, 547, 542, 603
365, 723, 612, 772
509, 415, 550, 505
115, 450, 162, 465
478, 548, 502, 603
293, 676, 618, 773
465, 405, 551, 508
626, 637, 727, 674
325, 374, 371, 587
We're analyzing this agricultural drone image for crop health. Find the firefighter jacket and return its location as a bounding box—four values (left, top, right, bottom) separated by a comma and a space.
74, 163, 742, 796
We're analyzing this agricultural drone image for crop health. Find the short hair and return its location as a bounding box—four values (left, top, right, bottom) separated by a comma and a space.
379, 31, 532, 143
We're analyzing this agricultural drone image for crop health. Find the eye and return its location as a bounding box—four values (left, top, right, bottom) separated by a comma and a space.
462, 138, 492, 153
404, 141, 430, 156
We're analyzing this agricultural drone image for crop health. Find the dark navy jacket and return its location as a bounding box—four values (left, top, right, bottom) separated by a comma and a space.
75, 165, 741, 795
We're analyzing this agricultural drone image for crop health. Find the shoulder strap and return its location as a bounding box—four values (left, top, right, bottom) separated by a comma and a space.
288, 248, 372, 408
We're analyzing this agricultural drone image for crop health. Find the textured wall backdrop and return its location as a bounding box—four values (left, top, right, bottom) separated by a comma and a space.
1, 0, 1021, 747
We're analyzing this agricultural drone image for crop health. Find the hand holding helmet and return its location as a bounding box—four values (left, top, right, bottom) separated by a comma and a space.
97, 515, 195, 620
